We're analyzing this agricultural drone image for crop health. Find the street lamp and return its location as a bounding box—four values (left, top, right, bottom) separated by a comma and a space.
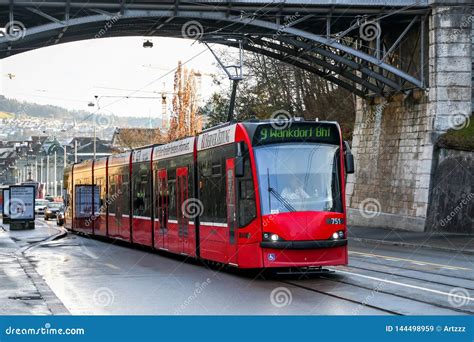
94, 95, 99, 159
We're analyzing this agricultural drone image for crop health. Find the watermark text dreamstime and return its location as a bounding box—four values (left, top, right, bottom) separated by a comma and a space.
85, 189, 122, 227
95, 13, 122, 39
174, 278, 212, 314
4, 323, 85, 336
439, 192, 473, 227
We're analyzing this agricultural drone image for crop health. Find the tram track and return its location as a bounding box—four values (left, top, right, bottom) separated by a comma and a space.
284, 274, 472, 315
318, 272, 474, 315
342, 264, 474, 291
280, 280, 404, 315
347, 256, 474, 282
349, 256, 474, 282
348, 251, 472, 271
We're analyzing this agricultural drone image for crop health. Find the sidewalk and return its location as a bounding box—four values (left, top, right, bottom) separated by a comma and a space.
0, 220, 68, 315
348, 226, 474, 255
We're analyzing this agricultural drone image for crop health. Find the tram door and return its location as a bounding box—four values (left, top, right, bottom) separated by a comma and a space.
157, 169, 169, 250
176, 167, 189, 255
226, 159, 238, 265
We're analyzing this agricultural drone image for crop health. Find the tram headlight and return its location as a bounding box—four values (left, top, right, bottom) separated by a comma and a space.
263, 233, 282, 242
332, 230, 345, 240
332, 232, 339, 239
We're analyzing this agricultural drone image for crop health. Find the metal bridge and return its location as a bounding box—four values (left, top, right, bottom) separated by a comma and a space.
0, 0, 430, 98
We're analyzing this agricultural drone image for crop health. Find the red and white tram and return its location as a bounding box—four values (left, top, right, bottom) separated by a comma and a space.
64, 119, 355, 269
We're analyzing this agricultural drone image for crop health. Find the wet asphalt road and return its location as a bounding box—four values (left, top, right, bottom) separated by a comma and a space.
15, 219, 474, 315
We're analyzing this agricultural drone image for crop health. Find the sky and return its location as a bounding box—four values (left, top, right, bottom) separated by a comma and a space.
0, 37, 231, 119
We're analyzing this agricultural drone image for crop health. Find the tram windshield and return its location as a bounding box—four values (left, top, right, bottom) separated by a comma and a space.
254, 143, 342, 215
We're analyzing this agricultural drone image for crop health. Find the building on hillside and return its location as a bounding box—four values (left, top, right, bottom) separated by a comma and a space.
73, 139, 118, 163
111, 128, 166, 150
0, 146, 17, 184
65, 137, 117, 163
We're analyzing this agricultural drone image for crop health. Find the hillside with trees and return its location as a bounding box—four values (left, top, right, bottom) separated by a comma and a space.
0, 95, 162, 128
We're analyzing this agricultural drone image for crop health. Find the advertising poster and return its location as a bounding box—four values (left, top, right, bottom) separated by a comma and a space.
9, 186, 35, 221
75, 185, 100, 218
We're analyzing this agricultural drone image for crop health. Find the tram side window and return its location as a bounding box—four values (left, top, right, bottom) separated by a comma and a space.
121, 173, 130, 216
168, 179, 176, 220
331, 151, 343, 213
108, 176, 116, 215
133, 163, 151, 217
198, 145, 234, 224
95, 176, 105, 207
238, 155, 256, 227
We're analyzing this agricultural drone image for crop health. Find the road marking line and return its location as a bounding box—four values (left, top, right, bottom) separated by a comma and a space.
334, 269, 474, 302
349, 251, 470, 271
104, 263, 120, 270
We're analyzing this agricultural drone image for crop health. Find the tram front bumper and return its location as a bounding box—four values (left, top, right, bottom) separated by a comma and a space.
261, 239, 348, 267
260, 239, 347, 250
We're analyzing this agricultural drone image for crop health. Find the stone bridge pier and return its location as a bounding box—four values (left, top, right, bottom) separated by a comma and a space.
346, 1, 473, 232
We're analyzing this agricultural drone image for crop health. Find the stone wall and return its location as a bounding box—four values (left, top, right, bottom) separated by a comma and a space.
346, 92, 431, 231
426, 148, 473, 234
347, 4, 472, 232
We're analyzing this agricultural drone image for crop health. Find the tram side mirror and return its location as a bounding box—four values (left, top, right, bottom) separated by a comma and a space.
343, 141, 355, 174
345, 154, 355, 174
235, 156, 245, 177
235, 142, 245, 177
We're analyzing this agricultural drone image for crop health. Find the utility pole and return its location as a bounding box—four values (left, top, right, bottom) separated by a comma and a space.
40, 158, 43, 183
54, 151, 57, 197
74, 140, 78, 163
94, 95, 98, 160
161, 83, 168, 129
63, 144, 67, 168
46, 154, 50, 196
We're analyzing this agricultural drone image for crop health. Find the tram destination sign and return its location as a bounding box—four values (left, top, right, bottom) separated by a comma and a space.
253, 123, 340, 146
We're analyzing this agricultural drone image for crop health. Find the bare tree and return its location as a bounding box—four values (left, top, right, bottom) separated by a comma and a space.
168, 61, 202, 141
202, 52, 356, 139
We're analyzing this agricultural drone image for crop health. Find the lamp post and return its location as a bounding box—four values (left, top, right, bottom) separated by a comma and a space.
46, 154, 50, 196
63, 144, 67, 168
88, 99, 97, 160
40, 158, 43, 184
54, 150, 57, 197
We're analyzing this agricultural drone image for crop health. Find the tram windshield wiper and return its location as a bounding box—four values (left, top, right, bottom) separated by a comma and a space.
266, 168, 296, 212
268, 186, 296, 212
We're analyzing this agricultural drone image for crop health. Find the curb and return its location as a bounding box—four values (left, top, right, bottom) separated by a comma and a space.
17, 256, 70, 315
8, 224, 70, 315
15, 226, 68, 255
351, 237, 474, 256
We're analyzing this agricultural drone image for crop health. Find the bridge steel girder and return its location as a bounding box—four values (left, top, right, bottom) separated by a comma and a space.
0, 6, 428, 97
219, 41, 369, 99
227, 38, 384, 96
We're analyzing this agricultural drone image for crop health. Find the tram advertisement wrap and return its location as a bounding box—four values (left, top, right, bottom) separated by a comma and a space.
9, 186, 35, 220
